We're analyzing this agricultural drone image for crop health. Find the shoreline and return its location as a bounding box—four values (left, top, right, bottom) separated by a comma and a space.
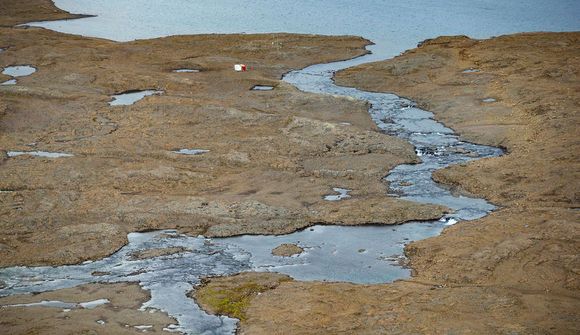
1, 1, 578, 334
0, 1, 446, 268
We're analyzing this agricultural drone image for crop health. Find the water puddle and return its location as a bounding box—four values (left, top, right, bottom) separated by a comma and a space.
109, 90, 163, 106
251, 85, 274, 91
0, 223, 444, 334
1, 79, 17, 85
173, 69, 200, 73
482, 97, 497, 103
172, 149, 209, 155
462, 68, 480, 73
134, 325, 153, 331
2, 65, 36, 77
323, 187, 351, 201
0, 50, 502, 335
1, 298, 109, 310
7, 151, 74, 158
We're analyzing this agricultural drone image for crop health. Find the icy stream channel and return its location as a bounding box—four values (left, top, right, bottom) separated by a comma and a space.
0, 54, 502, 335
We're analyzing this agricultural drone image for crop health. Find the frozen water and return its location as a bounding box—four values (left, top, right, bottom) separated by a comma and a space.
1, 298, 109, 309
79, 298, 110, 309
251, 85, 274, 91
323, 188, 351, 201
7, 151, 73, 158
1, 79, 17, 85
173, 69, 200, 73
173, 149, 209, 155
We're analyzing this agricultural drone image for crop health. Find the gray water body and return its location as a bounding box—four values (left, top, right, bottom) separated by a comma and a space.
323, 187, 351, 201
0, 51, 502, 335
1, 79, 17, 85
3, 1, 571, 334
2, 65, 37, 77
109, 90, 163, 106
173, 69, 200, 73
7, 151, 74, 158
25, 0, 580, 61
1, 65, 37, 85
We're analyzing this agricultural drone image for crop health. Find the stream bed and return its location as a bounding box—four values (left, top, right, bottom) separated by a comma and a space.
0, 52, 502, 335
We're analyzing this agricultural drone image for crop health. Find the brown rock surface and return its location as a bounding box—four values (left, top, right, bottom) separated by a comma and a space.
0, 1, 445, 266
272, 243, 304, 257
0, 283, 176, 335
0, 0, 86, 27
197, 33, 580, 333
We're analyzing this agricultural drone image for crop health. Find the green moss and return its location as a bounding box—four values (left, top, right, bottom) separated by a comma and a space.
195, 274, 292, 321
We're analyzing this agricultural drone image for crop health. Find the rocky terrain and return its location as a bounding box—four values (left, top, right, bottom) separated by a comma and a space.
0, 1, 445, 267
0, 283, 176, 335
196, 33, 580, 333
1, 1, 578, 334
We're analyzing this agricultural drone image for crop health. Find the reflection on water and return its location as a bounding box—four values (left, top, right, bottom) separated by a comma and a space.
26, 0, 580, 60
109, 90, 163, 106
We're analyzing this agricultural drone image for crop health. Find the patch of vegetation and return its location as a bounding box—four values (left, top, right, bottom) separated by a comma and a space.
193, 273, 292, 321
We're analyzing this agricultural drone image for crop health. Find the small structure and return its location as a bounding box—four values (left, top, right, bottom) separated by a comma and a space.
234, 64, 247, 72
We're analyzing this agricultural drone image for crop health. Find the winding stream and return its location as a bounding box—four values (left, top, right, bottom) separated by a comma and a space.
0, 51, 502, 334
3, 0, 579, 333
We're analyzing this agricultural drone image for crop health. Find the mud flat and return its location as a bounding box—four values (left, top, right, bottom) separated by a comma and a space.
197, 33, 580, 334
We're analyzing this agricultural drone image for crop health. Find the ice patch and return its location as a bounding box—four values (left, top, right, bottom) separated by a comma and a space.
251, 85, 274, 91
173, 68, 200, 73
1, 79, 17, 85
172, 149, 209, 155
323, 188, 351, 201
7, 151, 73, 158
79, 298, 110, 309
1, 298, 109, 309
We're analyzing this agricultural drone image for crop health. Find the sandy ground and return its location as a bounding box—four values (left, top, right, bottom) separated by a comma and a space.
0, 1, 445, 267
196, 34, 580, 333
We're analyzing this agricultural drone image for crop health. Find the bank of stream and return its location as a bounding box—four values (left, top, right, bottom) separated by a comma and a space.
0, 50, 503, 334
